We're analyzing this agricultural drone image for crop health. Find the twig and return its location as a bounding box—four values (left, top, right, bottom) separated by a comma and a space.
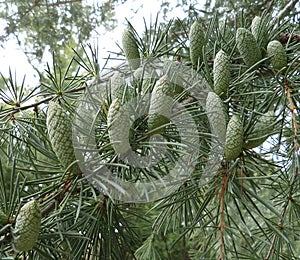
280, 33, 300, 44
1, 95, 53, 119
275, 0, 299, 21
0, 85, 87, 120
264, 0, 276, 14
285, 81, 299, 151
33, 0, 82, 7
218, 166, 231, 260
41, 178, 74, 217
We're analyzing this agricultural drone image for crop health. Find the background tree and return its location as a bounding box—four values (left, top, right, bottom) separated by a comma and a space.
0, 0, 119, 80
0, 0, 300, 259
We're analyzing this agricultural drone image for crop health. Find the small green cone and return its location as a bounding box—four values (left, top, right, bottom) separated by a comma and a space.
205, 91, 228, 144
12, 200, 41, 252
236, 28, 262, 67
46, 101, 80, 173
148, 75, 174, 135
225, 115, 243, 160
122, 29, 141, 70
267, 40, 287, 72
243, 111, 275, 149
213, 49, 230, 99
251, 16, 268, 50
110, 72, 126, 100
107, 98, 131, 154
189, 21, 205, 67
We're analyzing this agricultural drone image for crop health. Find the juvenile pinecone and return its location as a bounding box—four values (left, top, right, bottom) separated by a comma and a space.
243, 111, 275, 149
236, 28, 262, 67
107, 98, 131, 154
148, 75, 182, 135
133, 67, 158, 93
213, 49, 230, 99
205, 92, 227, 144
189, 21, 205, 67
122, 29, 141, 70
225, 115, 243, 160
12, 200, 41, 252
46, 101, 80, 173
110, 72, 126, 100
267, 40, 287, 72
251, 16, 268, 50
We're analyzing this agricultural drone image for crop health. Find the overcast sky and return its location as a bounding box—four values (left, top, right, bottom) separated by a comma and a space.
0, 0, 204, 87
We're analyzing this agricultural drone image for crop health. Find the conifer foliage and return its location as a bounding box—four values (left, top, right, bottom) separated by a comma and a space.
0, 5, 300, 260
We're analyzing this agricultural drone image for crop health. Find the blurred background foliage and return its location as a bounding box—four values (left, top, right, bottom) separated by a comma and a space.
0, 0, 298, 79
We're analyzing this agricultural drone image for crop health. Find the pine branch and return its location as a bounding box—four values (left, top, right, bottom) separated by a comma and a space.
33, 0, 82, 7
279, 33, 300, 44
0, 85, 87, 120
285, 81, 300, 152
275, 0, 299, 21
218, 165, 231, 260
40, 176, 74, 218
264, 80, 300, 260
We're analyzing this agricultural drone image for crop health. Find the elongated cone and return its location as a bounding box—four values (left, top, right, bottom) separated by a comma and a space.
267, 40, 287, 72
236, 28, 262, 67
225, 115, 243, 160
243, 111, 275, 149
122, 29, 140, 70
107, 98, 131, 154
205, 92, 227, 144
148, 75, 176, 135
46, 101, 80, 173
213, 49, 230, 99
12, 200, 41, 252
110, 72, 126, 100
189, 21, 205, 67
251, 16, 268, 50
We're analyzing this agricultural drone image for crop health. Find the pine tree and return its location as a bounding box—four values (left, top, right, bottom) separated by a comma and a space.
1, 4, 300, 260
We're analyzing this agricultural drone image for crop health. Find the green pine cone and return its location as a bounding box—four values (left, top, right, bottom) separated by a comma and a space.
267, 40, 287, 72
236, 28, 262, 67
110, 72, 126, 100
122, 29, 140, 70
205, 92, 227, 144
107, 99, 131, 154
189, 21, 205, 67
12, 200, 41, 252
251, 16, 268, 50
148, 75, 175, 135
213, 50, 230, 99
133, 67, 158, 93
225, 115, 243, 160
243, 111, 275, 149
46, 101, 79, 173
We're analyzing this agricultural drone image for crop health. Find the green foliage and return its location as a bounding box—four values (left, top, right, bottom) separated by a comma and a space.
243, 111, 276, 149
0, 1, 300, 259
